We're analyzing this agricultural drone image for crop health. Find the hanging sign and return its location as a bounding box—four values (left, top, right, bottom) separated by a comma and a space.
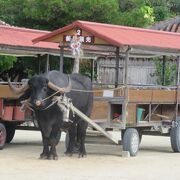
70, 34, 82, 56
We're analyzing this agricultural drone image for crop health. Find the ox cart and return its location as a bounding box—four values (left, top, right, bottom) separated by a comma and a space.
1, 64, 180, 156
1, 20, 180, 157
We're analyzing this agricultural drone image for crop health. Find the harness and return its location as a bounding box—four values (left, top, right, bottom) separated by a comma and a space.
20, 85, 125, 122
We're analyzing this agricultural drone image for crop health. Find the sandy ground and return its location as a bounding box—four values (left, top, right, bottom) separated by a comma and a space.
0, 130, 180, 180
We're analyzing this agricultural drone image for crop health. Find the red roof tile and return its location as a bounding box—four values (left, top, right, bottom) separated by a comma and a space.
0, 25, 58, 50
33, 20, 180, 51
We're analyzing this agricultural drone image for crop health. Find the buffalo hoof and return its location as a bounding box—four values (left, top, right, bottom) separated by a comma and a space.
78, 153, 87, 158
48, 154, 58, 160
39, 154, 48, 160
64, 152, 73, 157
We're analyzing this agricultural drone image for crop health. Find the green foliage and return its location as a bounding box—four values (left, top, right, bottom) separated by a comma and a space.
119, 5, 154, 27
146, 0, 180, 21
79, 59, 91, 77
0, 0, 179, 30
154, 58, 176, 86
21, 0, 120, 30
0, 0, 179, 78
0, 55, 16, 71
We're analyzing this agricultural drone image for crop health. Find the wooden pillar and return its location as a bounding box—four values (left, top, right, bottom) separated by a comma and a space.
162, 56, 166, 85
91, 59, 94, 82
59, 43, 64, 73
175, 56, 180, 120
115, 47, 120, 87
122, 47, 130, 129
161, 56, 166, 119
124, 49, 129, 86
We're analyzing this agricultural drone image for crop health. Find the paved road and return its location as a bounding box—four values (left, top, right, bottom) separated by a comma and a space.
0, 130, 180, 180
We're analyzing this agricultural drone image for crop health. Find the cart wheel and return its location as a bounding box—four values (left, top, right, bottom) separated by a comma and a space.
122, 128, 139, 156
170, 121, 180, 152
0, 123, 6, 150
122, 129, 142, 144
5, 125, 16, 143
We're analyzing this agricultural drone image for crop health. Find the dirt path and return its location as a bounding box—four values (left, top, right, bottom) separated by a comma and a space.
0, 130, 180, 180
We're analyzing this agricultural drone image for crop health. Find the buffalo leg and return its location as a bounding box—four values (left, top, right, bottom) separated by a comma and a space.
40, 136, 49, 159
48, 126, 61, 160
49, 139, 58, 160
65, 124, 77, 156
77, 121, 88, 158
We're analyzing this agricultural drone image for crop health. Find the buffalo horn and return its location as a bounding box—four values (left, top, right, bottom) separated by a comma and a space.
48, 77, 71, 93
8, 79, 29, 95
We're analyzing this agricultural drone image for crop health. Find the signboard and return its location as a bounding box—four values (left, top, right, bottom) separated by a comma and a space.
63, 28, 94, 44
63, 35, 94, 44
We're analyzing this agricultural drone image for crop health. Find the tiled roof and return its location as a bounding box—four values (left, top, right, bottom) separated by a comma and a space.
151, 16, 180, 33
0, 25, 58, 50
33, 20, 180, 52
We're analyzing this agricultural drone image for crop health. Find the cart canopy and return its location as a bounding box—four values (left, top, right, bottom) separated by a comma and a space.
0, 25, 59, 57
33, 20, 180, 57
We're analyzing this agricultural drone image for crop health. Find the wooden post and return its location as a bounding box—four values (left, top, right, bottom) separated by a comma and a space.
91, 59, 94, 82
115, 47, 120, 87
59, 43, 64, 73
161, 56, 166, 120
162, 56, 166, 86
124, 49, 129, 86
149, 104, 152, 122
122, 46, 130, 129
175, 56, 180, 120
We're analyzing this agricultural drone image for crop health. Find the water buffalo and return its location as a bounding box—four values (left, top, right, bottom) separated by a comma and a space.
9, 70, 93, 159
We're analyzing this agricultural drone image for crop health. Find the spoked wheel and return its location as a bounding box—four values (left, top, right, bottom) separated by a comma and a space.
122, 128, 140, 156
0, 123, 6, 150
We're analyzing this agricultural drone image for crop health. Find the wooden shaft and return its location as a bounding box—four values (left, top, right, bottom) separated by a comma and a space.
69, 103, 119, 144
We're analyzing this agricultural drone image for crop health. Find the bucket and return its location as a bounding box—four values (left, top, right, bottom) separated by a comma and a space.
137, 108, 145, 122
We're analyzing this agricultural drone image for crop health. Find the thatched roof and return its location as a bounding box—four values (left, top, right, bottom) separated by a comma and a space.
151, 16, 180, 33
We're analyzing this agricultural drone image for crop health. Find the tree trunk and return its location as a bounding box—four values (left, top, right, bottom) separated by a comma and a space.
72, 58, 79, 74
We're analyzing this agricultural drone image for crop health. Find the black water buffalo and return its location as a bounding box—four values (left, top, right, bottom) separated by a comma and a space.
9, 70, 93, 159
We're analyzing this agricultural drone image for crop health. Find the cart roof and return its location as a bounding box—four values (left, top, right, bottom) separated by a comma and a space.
33, 20, 180, 56
0, 25, 59, 57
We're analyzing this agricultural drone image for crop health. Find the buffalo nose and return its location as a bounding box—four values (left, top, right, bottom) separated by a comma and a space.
35, 100, 42, 106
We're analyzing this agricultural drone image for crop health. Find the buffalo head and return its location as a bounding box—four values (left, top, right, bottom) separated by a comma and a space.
8, 75, 71, 110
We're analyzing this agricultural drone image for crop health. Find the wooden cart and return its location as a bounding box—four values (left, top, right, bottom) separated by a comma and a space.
1, 20, 180, 157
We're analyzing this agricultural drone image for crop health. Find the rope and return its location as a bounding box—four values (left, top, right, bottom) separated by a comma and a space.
20, 85, 125, 113
70, 86, 125, 93
41, 85, 125, 102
